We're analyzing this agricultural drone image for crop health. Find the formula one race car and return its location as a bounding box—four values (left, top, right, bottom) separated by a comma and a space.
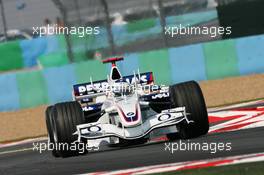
45, 57, 209, 157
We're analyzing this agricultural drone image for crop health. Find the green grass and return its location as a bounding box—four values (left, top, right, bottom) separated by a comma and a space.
152, 161, 264, 175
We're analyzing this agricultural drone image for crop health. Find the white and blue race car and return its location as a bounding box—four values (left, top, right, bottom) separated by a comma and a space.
45, 57, 209, 157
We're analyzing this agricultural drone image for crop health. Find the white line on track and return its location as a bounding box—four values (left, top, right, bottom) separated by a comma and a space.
0, 147, 33, 156
0, 137, 47, 149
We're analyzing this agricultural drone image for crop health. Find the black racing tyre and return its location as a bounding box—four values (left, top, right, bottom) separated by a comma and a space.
149, 97, 170, 113
45, 106, 60, 157
167, 81, 209, 139
52, 101, 87, 157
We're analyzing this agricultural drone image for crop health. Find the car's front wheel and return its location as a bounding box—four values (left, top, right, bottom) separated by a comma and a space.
167, 81, 209, 140
51, 101, 87, 157
45, 106, 60, 157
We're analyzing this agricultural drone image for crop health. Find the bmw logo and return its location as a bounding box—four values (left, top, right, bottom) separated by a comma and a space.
88, 126, 101, 132
127, 112, 135, 116
158, 114, 171, 121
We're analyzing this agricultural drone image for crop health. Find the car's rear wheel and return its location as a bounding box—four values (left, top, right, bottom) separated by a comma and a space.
51, 101, 87, 157
167, 81, 209, 140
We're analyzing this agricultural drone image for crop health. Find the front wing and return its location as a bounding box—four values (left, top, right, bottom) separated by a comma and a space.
74, 107, 191, 142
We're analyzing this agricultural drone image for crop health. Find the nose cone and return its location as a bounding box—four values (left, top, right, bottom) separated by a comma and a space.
116, 102, 142, 127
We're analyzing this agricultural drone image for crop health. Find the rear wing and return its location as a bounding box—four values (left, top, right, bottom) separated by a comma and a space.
73, 72, 154, 100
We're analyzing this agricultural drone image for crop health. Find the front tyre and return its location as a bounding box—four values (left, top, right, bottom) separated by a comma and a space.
52, 101, 87, 157
45, 106, 60, 157
167, 81, 209, 140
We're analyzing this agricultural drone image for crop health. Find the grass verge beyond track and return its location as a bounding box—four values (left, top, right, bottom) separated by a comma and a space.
153, 161, 264, 175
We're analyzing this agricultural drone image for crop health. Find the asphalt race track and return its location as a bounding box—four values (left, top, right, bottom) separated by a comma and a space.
1, 105, 264, 175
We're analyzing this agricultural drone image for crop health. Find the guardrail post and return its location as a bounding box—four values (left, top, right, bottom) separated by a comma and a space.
52, 0, 74, 63
157, 0, 168, 47
0, 0, 7, 42
101, 0, 116, 55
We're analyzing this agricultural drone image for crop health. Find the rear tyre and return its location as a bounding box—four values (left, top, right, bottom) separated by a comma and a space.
52, 101, 87, 157
45, 106, 60, 157
167, 81, 209, 140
